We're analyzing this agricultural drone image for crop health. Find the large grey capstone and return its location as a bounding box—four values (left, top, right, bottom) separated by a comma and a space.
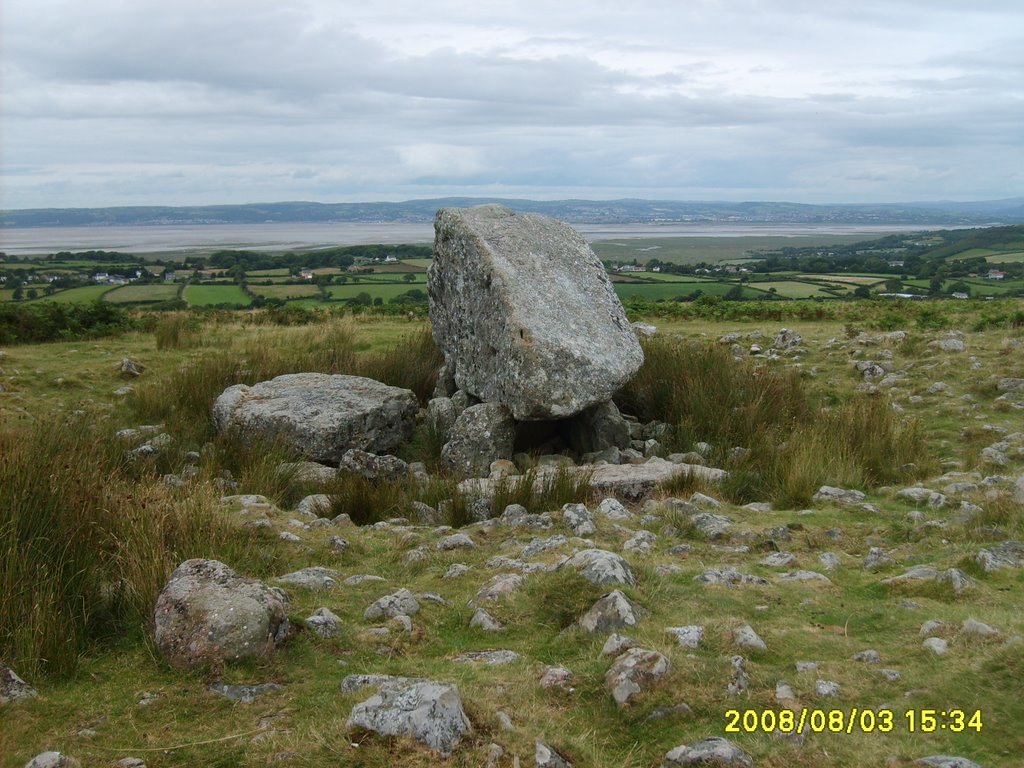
428, 205, 643, 420
212, 373, 418, 463
345, 677, 472, 756
153, 559, 291, 669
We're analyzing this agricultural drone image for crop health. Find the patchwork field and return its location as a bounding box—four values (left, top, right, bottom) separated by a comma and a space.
183, 284, 253, 307
104, 284, 181, 303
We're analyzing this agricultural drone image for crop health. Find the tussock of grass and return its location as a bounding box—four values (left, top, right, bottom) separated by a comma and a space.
153, 312, 200, 350
491, 467, 594, 515
618, 336, 932, 505
0, 416, 272, 677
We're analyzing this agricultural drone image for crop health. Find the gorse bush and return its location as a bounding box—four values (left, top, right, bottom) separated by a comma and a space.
618, 336, 931, 506
0, 300, 135, 345
0, 417, 272, 678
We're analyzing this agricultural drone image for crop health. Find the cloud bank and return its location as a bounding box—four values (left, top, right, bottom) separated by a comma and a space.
1, 0, 1022, 207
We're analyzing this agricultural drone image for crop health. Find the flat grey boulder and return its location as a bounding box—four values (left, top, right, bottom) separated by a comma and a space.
153, 559, 290, 670
339, 449, 409, 482
305, 607, 343, 638
662, 737, 754, 766
440, 402, 515, 477
207, 682, 284, 703
277, 567, 340, 589
975, 541, 1024, 572
813, 486, 866, 505
364, 588, 420, 620
579, 590, 647, 634
428, 205, 643, 420
212, 373, 418, 463
345, 678, 471, 756
914, 757, 984, 768
557, 548, 636, 586
536, 741, 573, 767
23, 753, 81, 768
605, 647, 670, 706
1, 666, 37, 705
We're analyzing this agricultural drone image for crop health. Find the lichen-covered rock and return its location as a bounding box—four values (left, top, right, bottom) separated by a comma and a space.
558, 549, 636, 586
661, 737, 754, 767
345, 678, 472, 756
428, 205, 643, 420
23, 753, 82, 768
153, 559, 290, 669
212, 373, 418, 463
440, 402, 516, 477
579, 590, 646, 634
0, 667, 37, 705
605, 647, 670, 706
339, 449, 409, 481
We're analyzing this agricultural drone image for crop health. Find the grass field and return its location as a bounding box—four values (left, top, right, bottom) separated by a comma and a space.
984, 251, 1024, 263
612, 281, 763, 300
799, 274, 883, 285
183, 284, 252, 307
591, 234, 873, 265
326, 283, 427, 301
247, 268, 290, 277
750, 280, 846, 298
103, 284, 181, 304
0, 289, 13, 301
402, 258, 433, 268
28, 285, 112, 303
248, 284, 322, 300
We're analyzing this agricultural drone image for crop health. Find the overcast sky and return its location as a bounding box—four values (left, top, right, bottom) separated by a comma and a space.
2, 0, 1022, 209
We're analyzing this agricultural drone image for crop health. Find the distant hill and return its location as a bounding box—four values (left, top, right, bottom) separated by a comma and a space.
2, 197, 1023, 228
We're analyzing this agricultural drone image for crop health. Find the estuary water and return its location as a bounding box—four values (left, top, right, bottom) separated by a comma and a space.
0, 221, 935, 257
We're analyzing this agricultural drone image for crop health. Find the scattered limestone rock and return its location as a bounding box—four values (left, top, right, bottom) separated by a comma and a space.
816, 679, 841, 697
759, 552, 796, 567
296, 494, 332, 517
453, 649, 522, 666
23, 753, 82, 768
428, 205, 643, 420
914, 757, 983, 768
695, 567, 768, 587
812, 486, 866, 505
733, 624, 767, 652
305, 607, 343, 638
153, 559, 290, 669
561, 503, 597, 536
470, 573, 525, 605
212, 373, 418, 463
597, 497, 632, 520
207, 682, 284, 703
962, 618, 998, 637
470, 608, 505, 632
661, 737, 754, 767
557, 549, 636, 586
437, 532, 475, 551
851, 649, 882, 664
623, 530, 658, 555
975, 540, 1024, 572
727, 655, 749, 695
882, 566, 975, 595
923, 637, 949, 656
665, 626, 704, 649
277, 567, 339, 590
0, 667, 37, 705
364, 588, 420, 621
345, 678, 471, 756
539, 665, 575, 690
863, 547, 897, 570
779, 570, 832, 584
535, 741, 574, 768
605, 647, 671, 706
339, 449, 409, 482
578, 590, 646, 634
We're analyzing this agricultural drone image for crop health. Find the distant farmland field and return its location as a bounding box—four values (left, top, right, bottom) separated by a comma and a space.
326, 283, 425, 301
184, 284, 252, 306
31, 285, 112, 303
750, 281, 843, 298
591, 234, 870, 265
249, 284, 321, 300
104, 284, 180, 303
612, 282, 762, 300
